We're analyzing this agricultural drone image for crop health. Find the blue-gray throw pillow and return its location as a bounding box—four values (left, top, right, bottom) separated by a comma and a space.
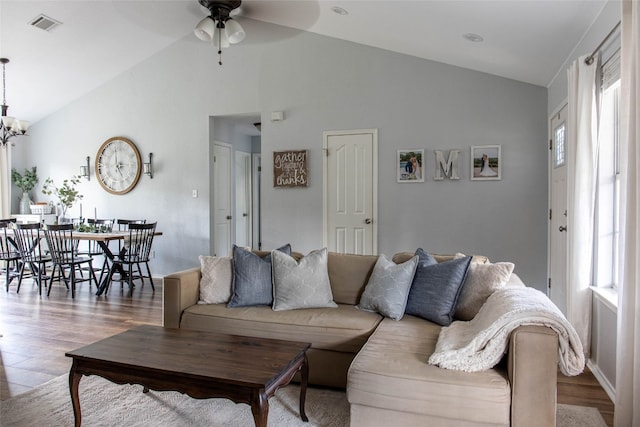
227, 244, 291, 307
415, 247, 438, 267
405, 255, 472, 326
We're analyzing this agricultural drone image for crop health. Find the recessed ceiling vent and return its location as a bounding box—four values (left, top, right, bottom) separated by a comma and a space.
29, 14, 62, 32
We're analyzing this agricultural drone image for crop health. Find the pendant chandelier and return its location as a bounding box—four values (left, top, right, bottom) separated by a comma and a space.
1, 58, 30, 147
194, 0, 245, 66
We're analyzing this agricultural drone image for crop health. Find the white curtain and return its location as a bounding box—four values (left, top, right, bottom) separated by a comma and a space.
566, 54, 600, 353
0, 143, 10, 218
615, 1, 640, 426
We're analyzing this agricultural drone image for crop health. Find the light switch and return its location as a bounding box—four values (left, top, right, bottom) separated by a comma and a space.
192, 189, 198, 198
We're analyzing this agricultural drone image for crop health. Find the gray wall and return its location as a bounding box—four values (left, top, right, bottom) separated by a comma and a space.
12, 19, 548, 289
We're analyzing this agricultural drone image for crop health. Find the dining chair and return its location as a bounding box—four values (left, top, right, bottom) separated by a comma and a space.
104, 222, 156, 293
1, 221, 21, 291
115, 219, 145, 252
116, 219, 146, 231
43, 224, 98, 298
11, 222, 53, 295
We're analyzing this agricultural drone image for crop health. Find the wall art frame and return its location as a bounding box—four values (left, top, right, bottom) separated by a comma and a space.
471, 145, 501, 181
397, 149, 424, 183
273, 149, 308, 188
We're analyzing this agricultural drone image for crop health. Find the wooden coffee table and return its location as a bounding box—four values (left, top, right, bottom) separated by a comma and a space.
65, 325, 311, 427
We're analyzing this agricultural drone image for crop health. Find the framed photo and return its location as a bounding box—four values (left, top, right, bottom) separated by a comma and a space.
471, 145, 501, 180
397, 149, 424, 183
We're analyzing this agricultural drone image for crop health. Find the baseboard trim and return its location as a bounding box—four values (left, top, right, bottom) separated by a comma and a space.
587, 359, 616, 403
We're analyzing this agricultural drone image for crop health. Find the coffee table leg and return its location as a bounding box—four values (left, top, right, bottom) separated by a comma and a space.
69, 365, 82, 427
251, 391, 269, 427
299, 353, 309, 422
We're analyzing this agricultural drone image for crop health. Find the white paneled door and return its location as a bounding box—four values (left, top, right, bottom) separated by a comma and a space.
214, 142, 232, 257
549, 105, 568, 315
323, 129, 378, 255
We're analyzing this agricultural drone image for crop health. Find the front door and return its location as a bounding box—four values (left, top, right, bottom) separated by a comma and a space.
549, 105, 568, 315
323, 129, 378, 255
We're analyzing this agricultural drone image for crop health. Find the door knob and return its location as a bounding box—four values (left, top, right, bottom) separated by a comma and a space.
559, 225, 567, 232
364, 218, 372, 224
226, 215, 232, 220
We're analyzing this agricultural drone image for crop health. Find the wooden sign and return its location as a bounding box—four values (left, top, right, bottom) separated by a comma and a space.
273, 150, 308, 188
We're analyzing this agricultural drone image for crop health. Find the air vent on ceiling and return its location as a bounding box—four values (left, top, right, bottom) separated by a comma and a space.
29, 14, 62, 32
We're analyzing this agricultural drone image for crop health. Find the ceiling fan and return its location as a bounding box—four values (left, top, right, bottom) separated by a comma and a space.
194, 0, 245, 65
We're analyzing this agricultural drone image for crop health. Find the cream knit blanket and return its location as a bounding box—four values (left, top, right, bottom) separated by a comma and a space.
428, 286, 585, 376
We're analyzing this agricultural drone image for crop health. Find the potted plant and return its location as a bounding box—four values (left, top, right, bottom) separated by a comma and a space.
11, 166, 38, 214
42, 175, 83, 222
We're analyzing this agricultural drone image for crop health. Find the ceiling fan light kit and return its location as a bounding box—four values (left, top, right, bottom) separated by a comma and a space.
195, 0, 245, 65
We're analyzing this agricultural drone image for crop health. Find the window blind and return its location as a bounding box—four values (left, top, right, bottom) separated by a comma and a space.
602, 48, 621, 90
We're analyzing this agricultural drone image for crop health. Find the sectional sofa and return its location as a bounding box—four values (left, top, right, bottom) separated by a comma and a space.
163, 249, 560, 426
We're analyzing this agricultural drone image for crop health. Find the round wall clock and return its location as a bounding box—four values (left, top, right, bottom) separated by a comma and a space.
95, 136, 142, 195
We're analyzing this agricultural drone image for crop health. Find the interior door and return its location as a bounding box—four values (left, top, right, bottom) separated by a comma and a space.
323, 129, 377, 255
252, 153, 262, 250
213, 142, 232, 256
234, 150, 252, 248
549, 105, 568, 315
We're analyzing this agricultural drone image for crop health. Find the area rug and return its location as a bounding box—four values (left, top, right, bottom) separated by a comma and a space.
0, 375, 606, 426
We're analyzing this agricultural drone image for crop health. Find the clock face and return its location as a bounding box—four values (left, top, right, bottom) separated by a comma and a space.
95, 137, 142, 195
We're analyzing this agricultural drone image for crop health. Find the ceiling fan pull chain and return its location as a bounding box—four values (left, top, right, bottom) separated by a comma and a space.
217, 10, 223, 65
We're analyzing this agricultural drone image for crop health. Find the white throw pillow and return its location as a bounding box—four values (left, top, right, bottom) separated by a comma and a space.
271, 248, 338, 311
455, 260, 515, 320
198, 255, 232, 304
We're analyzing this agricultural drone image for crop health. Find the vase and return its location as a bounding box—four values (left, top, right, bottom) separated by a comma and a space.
58, 205, 71, 224
19, 192, 32, 214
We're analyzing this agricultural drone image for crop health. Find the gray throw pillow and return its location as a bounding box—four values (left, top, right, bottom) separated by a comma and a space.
271, 248, 338, 311
227, 244, 291, 307
405, 255, 472, 326
356, 254, 419, 320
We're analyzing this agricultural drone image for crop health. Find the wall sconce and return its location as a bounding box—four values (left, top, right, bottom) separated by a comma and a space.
80, 156, 90, 181
143, 152, 153, 179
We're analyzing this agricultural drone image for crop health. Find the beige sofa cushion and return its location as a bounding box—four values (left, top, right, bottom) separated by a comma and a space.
348, 315, 511, 425
181, 303, 382, 353
327, 252, 379, 305
392, 251, 490, 265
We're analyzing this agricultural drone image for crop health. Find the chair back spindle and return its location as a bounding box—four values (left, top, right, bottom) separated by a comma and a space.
43, 224, 76, 264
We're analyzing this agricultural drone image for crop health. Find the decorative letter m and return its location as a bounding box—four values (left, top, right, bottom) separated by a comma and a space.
434, 150, 460, 180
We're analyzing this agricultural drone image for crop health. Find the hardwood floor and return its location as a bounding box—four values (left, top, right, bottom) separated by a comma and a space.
0, 276, 614, 425
0, 276, 162, 400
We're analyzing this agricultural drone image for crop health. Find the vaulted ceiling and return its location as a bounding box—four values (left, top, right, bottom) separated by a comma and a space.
0, 0, 607, 125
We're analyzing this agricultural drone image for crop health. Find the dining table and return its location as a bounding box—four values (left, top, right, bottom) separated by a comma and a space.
72, 230, 163, 296
5, 227, 162, 297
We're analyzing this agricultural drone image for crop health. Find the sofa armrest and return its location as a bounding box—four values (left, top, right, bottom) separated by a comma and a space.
162, 267, 201, 328
508, 325, 559, 427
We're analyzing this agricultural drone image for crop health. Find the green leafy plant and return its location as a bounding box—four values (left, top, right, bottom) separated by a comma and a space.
42, 176, 84, 218
11, 166, 38, 193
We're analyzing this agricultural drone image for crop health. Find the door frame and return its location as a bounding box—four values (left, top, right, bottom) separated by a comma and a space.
322, 128, 378, 254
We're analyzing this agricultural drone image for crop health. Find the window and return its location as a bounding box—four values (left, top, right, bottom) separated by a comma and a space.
554, 123, 566, 168
593, 50, 621, 289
